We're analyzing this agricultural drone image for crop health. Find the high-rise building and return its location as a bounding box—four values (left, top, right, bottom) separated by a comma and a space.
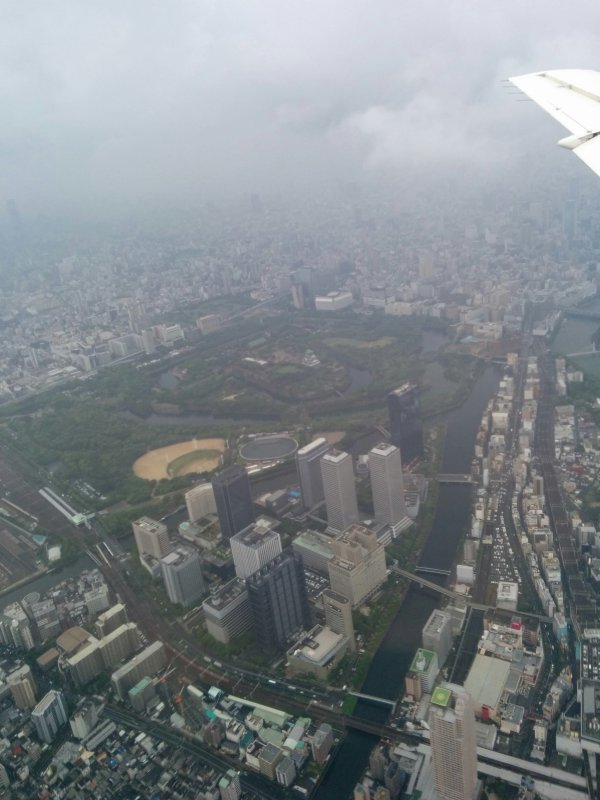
430, 685, 477, 800
327, 524, 387, 607
132, 517, 171, 560
320, 449, 359, 532
369, 442, 407, 534
111, 641, 166, 700
95, 604, 128, 638
202, 579, 253, 644
296, 437, 330, 509
212, 465, 256, 542
7, 664, 36, 709
323, 589, 356, 652
98, 622, 140, 668
32, 690, 68, 743
230, 523, 282, 579
66, 638, 103, 687
160, 546, 205, 608
422, 609, 454, 666
219, 768, 242, 800
70, 701, 100, 739
387, 383, 423, 464
185, 483, 217, 522
0, 602, 35, 651
311, 723, 334, 764
246, 553, 311, 651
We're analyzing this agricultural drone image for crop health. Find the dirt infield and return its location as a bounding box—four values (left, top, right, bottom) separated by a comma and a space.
315, 431, 345, 445
133, 438, 225, 480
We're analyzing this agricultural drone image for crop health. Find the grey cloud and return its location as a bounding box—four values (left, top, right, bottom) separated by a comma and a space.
1, 0, 599, 215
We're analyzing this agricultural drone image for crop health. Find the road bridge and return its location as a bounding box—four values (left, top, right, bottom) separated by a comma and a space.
349, 692, 396, 709
438, 473, 474, 484
415, 565, 450, 576
391, 566, 552, 623
565, 350, 599, 357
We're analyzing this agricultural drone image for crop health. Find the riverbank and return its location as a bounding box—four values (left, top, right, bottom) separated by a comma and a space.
314, 364, 500, 799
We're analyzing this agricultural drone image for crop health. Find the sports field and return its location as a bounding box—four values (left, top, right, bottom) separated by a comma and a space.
133, 438, 225, 480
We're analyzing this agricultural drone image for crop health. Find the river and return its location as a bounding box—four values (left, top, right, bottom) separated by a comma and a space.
0, 554, 96, 608
552, 295, 600, 377
314, 364, 500, 799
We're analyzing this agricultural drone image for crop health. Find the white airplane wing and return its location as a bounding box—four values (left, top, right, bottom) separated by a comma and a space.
509, 69, 600, 177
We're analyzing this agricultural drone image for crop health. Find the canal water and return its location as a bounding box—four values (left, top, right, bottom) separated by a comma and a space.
0, 554, 95, 607
315, 365, 500, 799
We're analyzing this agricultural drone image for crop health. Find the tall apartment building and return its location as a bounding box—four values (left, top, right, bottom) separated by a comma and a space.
0, 602, 35, 651
387, 383, 423, 464
32, 690, 68, 744
327, 523, 387, 607
218, 769, 242, 800
323, 589, 356, 652
296, 437, 330, 509
111, 641, 167, 700
160, 546, 205, 607
95, 604, 128, 638
202, 579, 253, 644
246, 553, 311, 652
7, 664, 37, 709
132, 517, 171, 560
430, 685, 477, 800
369, 442, 407, 534
320, 449, 359, 532
98, 623, 140, 668
230, 523, 282, 579
185, 483, 217, 522
212, 465, 256, 542
66, 637, 103, 687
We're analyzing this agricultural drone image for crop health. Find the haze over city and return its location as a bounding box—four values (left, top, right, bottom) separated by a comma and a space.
2, 3, 600, 800
0, 0, 599, 217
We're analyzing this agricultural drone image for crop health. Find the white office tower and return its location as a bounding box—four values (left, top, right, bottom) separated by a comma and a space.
296, 437, 330, 509
185, 483, 217, 522
320, 449, 359, 532
160, 546, 205, 607
230, 524, 282, 579
132, 516, 171, 560
32, 690, 68, 743
430, 686, 478, 800
369, 442, 408, 536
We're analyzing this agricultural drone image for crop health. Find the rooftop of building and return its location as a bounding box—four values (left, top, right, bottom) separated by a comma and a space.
202, 579, 247, 611
389, 383, 417, 398
57, 626, 92, 655
321, 448, 350, 463
409, 648, 436, 674
423, 609, 450, 636
133, 516, 166, 533
296, 437, 328, 455
293, 529, 337, 556
33, 689, 62, 715
287, 625, 346, 667
464, 653, 511, 710
111, 641, 164, 680
370, 442, 398, 457
231, 522, 280, 549
161, 546, 198, 566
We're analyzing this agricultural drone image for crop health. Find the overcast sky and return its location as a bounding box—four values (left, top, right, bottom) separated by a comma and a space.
2, 1, 600, 215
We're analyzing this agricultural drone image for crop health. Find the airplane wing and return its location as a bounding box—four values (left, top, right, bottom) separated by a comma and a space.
509, 69, 600, 177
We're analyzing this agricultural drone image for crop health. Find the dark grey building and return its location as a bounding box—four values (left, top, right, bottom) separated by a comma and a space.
246, 553, 311, 652
387, 383, 423, 464
212, 465, 256, 542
